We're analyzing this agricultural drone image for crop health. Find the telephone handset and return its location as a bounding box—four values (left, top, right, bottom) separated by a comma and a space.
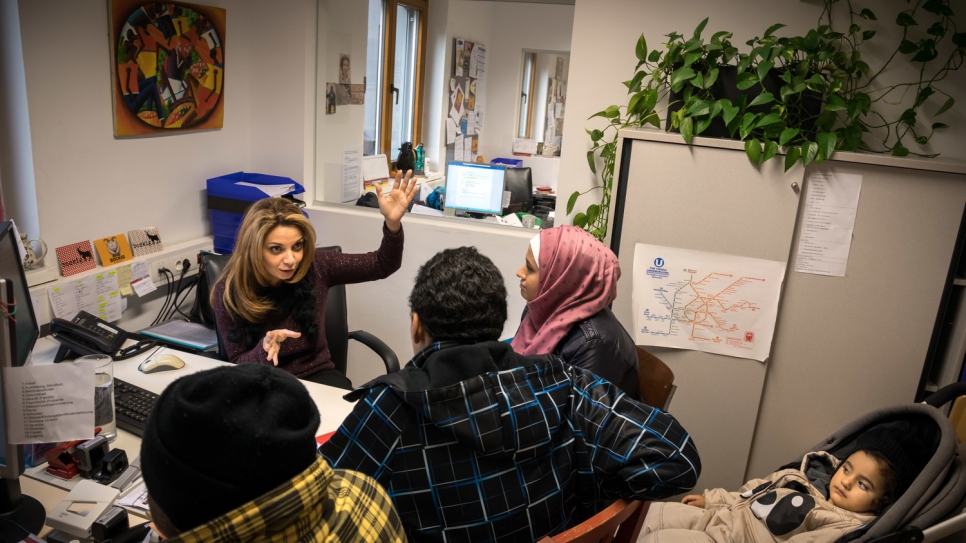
50, 311, 156, 363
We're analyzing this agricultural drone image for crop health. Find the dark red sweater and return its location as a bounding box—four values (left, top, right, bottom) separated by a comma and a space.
213, 225, 403, 378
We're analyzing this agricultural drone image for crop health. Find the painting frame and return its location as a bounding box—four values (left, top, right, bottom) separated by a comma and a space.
110, 0, 227, 136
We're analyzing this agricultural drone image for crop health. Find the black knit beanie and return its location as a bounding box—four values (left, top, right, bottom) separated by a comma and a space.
854, 424, 931, 499
140, 364, 321, 532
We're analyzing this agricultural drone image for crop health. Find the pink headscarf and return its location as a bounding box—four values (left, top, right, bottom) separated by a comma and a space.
511, 226, 621, 356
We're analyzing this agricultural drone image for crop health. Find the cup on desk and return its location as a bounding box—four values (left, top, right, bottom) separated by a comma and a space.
81, 354, 117, 443
522, 215, 537, 229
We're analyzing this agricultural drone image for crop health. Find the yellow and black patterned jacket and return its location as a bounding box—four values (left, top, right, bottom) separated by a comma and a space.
165, 456, 406, 543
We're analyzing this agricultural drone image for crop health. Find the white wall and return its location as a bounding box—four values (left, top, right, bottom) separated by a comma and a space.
305, 205, 532, 385
559, 0, 966, 226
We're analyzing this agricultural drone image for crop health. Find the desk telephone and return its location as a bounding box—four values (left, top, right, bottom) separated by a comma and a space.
50, 311, 156, 363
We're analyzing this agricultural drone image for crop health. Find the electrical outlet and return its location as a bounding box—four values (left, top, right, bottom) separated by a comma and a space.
150, 251, 201, 283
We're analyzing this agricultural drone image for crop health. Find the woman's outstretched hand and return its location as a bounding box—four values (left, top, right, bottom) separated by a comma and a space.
379, 169, 418, 233
263, 329, 301, 366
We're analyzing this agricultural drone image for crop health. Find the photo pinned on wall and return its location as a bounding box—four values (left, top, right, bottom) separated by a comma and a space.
56, 241, 97, 278
128, 227, 163, 257
349, 84, 365, 105
555, 56, 564, 79
339, 54, 351, 85
449, 37, 486, 162
94, 234, 135, 267
455, 39, 465, 77
110, 0, 226, 136
325, 83, 337, 115
335, 83, 351, 106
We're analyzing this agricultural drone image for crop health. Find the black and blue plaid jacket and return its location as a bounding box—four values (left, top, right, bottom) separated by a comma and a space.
321, 341, 700, 543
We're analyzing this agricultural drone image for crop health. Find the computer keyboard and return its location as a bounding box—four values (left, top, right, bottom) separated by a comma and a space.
114, 378, 159, 437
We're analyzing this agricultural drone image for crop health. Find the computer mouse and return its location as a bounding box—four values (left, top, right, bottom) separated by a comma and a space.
138, 353, 186, 374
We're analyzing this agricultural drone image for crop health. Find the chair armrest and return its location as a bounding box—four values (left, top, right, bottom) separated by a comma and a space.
348, 330, 400, 374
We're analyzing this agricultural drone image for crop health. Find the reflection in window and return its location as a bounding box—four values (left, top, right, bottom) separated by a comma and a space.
518, 52, 536, 139
363, 0, 426, 159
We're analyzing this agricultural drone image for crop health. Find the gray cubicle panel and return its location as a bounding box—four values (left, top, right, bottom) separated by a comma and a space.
608, 130, 803, 492
608, 128, 966, 492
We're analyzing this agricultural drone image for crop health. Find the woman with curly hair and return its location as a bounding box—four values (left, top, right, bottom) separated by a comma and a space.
212, 171, 417, 389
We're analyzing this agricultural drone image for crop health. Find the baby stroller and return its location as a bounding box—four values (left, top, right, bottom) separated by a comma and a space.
781, 383, 966, 543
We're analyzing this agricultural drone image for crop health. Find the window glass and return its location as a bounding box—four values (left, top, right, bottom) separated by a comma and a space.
390, 4, 419, 154
363, 0, 385, 156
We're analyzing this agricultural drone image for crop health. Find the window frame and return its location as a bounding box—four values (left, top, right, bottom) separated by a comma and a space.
519, 52, 537, 139
378, 0, 427, 160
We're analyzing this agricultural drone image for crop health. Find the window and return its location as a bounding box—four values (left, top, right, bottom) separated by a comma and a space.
518, 52, 536, 139
363, 0, 427, 159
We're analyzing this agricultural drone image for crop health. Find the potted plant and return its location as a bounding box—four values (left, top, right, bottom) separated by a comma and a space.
570, 0, 965, 241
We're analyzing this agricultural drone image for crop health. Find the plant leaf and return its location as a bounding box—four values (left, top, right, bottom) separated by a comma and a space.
736, 56, 751, 74
736, 72, 759, 90
567, 192, 580, 215
899, 39, 918, 54
587, 204, 600, 225
896, 12, 917, 27
604, 105, 621, 118
680, 116, 694, 144
684, 50, 702, 67
756, 112, 782, 128
784, 146, 801, 171
763, 140, 779, 162
696, 116, 714, 134
648, 49, 662, 62
802, 141, 819, 166
705, 67, 720, 88
862, 30, 876, 40
757, 60, 775, 82
937, 97, 955, 116
849, 24, 861, 36
764, 23, 786, 38
923, 0, 953, 16
779, 127, 801, 146
859, 8, 876, 20
686, 99, 711, 117
912, 40, 938, 62
817, 131, 837, 159
693, 17, 709, 39
933, 122, 949, 129
749, 92, 775, 107
825, 94, 847, 111
586, 150, 596, 175
892, 144, 910, 157
915, 86, 935, 108
636, 34, 648, 62
899, 108, 917, 125
927, 22, 946, 37
720, 99, 739, 125
740, 113, 757, 139
916, 135, 928, 144
745, 138, 763, 166
573, 212, 588, 229
670, 67, 696, 93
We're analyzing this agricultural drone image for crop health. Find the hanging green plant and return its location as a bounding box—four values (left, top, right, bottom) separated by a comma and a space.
570, 0, 965, 241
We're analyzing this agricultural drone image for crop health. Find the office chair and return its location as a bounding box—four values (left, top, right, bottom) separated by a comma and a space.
538, 499, 650, 543
202, 248, 399, 374
502, 167, 533, 215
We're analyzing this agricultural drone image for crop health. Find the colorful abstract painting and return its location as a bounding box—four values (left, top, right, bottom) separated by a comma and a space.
110, 1, 226, 136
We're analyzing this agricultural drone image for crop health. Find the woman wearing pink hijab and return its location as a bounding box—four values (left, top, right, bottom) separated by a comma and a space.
511, 226, 639, 397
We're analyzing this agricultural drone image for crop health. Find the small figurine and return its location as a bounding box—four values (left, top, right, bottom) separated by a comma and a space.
20, 232, 48, 270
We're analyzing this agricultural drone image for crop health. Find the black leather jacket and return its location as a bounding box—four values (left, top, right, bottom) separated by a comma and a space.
519, 307, 640, 399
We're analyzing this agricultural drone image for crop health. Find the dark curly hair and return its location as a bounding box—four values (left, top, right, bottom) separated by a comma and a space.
409, 247, 507, 342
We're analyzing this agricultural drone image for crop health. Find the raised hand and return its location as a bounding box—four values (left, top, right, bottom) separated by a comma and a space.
262, 329, 301, 366
378, 169, 418, 233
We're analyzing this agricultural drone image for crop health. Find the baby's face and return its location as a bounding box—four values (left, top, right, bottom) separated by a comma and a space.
828, 451, 887, 513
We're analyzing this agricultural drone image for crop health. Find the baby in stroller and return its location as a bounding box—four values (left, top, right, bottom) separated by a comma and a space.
637, 425, 931, 543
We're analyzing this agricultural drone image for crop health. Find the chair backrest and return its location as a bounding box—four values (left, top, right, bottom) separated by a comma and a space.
202, 247, 351, 376
537, 499, 649, 543
637, 347, 676, 411
503, 167, 533, 215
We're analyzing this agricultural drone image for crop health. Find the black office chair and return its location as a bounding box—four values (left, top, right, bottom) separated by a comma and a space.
503, 167, 533, 215
201, 247, 399, 375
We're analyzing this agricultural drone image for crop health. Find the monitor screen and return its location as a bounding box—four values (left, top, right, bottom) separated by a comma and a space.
0, 222, 38, 366
444, 162, 506, 215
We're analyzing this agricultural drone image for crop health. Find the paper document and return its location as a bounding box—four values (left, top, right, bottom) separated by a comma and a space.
141, 320, 219, 350
2, 360, 95, 443
632, 244, 787, 362
410, 204, 444, 217
236, 182, 295, 197
119, 481, 151, 512
795, 171, 862, 277
342, 145, 363, 203
48, 273, 123, 320
361, 155, 390, 182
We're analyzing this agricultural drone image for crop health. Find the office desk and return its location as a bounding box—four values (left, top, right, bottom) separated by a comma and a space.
20, 337, 358, 536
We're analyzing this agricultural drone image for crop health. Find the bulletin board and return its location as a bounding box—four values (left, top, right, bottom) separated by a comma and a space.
447, 38, 487, 163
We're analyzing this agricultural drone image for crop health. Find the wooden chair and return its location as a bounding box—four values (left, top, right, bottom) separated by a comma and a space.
637, 347, 676, 411
538, 499, 650, 543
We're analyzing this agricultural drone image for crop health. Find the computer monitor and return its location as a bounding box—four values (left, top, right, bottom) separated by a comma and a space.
0, 221, 45, 533
444, 162, 507, 216
503, 167, 533, 215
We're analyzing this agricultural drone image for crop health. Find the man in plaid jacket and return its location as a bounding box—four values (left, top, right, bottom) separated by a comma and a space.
321, 247, 701, 543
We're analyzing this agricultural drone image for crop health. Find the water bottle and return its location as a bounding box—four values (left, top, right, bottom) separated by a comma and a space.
415, 143, 425, 173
